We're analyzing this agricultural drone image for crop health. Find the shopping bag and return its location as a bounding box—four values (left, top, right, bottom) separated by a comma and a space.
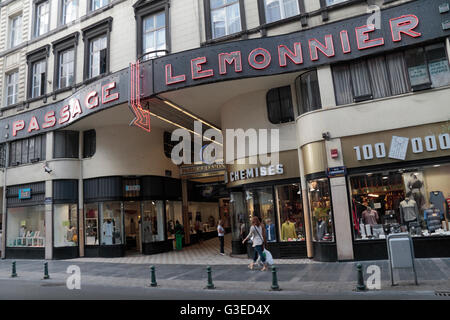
257, 249, 274, 265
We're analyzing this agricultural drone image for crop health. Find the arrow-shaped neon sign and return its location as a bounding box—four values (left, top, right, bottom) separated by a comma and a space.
129, 60, 151, 132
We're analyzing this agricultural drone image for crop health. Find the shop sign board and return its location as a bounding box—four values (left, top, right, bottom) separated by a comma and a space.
326, 166, 347, 178
341, 122, 450, 168
125, 185, 141, 192
18, 188, 31, 200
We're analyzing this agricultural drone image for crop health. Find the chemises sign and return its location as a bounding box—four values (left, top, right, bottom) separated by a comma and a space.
341, 122, 450, 168
229, 164, 284, 183
141, 0, 450, 95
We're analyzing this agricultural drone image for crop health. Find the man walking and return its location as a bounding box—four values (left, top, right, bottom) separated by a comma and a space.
217, 220, 225, 255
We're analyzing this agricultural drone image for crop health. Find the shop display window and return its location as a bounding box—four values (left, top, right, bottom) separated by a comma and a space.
54, 204, 78, 247
7, 206, 45, 247
100, 202, 123, 245
188, 202, 220, 234
349, 163, 450, 240
276, 183, 305, 242
308, 179, 334, 242
245, 187, 276, 234
230, 192, 249, 242
166, 200, 182, 239
84, 203, 98, 245
142, 201, 165, 243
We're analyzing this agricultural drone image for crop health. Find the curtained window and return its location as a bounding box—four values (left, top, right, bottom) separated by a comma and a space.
266, 86, 295, 124
332, 64, 353, 105
295, 70, 322, 115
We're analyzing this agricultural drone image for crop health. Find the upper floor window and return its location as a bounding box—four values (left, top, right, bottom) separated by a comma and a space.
142, 12, 166, 59
266, 86, 294, 124
9, 135, 46, 166
61, 0, 78, 24
91, 0, 109, 11
89, 36, 107, 78
54, 130, 79, 159
31, 60, 47, 98
58, 48, 75, 89
83, 129, 96, 158
326, 0, 348, 6
5, 71, 19, 106
34, 1, 50, 37
331, 42, 450, 106
210, 0, 241, 39
264, 0, 299, 24
295, 70, 322, 115
9, 15, 22, 48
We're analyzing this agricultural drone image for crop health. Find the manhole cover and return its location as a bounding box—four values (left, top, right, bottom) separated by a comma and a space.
435, 291, 450, 297
41, 282, 66, 287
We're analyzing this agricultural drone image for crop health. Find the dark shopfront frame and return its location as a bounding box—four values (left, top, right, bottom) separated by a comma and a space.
230, 177, 308, 259
82, 176, 181, 258
4, 182, 46, 259
305, 172, 338, 262
346, 156, 450, 261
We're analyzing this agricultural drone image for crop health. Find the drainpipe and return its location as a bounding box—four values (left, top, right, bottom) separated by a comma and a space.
1, 143, 9, 259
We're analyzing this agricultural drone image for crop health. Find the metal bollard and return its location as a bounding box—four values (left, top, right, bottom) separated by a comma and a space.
43, 262, 50, 280
271, 265, 281, 291
356, 263, 366, 291
150, 265, 157, 287
11, 261, 17, 278
206, 266, 215, 289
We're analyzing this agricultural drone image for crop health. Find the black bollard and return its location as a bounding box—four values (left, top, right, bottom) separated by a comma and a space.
206, 266, 215, 289
11, 261, 17, 278
356, 263, 366, 291
271, 265, 281, 291
43, 262, 50, 280
150, 265, 157, 287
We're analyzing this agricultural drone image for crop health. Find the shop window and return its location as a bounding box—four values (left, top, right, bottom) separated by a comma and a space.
54, 130, 79, 159
263, 0, 300, 24
166, 200, 183, 239
54, 204, 78, 247
245, 187, 276, 236
275, 183, 305, 241
295, 70, 322, 115
230, 191, 249, 242
83, 129, 96, 158
188, 202, 220, 234
100, 202, 123, 245
34, 1, 50, 37
209, 0, 242, 39
266, 86, 294, 124
5, 70, 19, 106
9, 14, 22, 49
61, 0, 78, 25
308, 178, 334, 242
6, 206, 46, 247
349, 164, 450, 241
9, 134, 46, 166
142, 201, 165, 243
84, 203, 99, 245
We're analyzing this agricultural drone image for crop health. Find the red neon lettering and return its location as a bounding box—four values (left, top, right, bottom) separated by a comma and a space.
43, 111, 56, 128
165, 64, 186, 85
59, 105, 70, 124
278, 43, 303, 67
191, 57, 214, 80
71, 98, 83, 119
390, 15, 421, 42
85, 91, 99, 109
27, 116, 40, 133
102, 82, 119, 104
12, 120, 25, 136
355, 25, 384, 50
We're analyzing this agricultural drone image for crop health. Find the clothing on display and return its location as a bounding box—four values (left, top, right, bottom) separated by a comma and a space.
399, 198, 419, 223
429, 191, 446, 218
316, 220, 327, 241
265, 223, 276, 242
362, 208, 379, 226
281, 221, 297, 241
424, 208, 443, 233
102, 220, 114, 245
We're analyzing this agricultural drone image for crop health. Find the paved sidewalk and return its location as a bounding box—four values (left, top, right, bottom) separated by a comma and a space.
69, 234, 316, 265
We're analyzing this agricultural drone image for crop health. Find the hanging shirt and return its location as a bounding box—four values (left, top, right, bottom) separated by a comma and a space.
429, 191, 446, 218
265, 224, 276, 242
399, 199, 419, 222
281, 221, 297, 240
362, 209, 379, 226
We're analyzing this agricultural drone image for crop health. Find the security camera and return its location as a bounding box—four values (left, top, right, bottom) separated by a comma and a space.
322, 132, 331, 141
44, 163, 52, 174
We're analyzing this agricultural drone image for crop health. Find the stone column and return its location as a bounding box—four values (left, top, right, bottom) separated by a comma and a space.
181, 178, 190, 245
45, 180, 53, 260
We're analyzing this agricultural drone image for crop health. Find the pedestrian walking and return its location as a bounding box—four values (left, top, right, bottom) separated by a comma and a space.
242, 216, 268, 271
217, 220, 225, 255
174, 220, 184, 250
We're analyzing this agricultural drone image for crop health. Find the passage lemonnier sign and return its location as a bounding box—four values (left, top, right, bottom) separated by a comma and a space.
341, 122, 450, 168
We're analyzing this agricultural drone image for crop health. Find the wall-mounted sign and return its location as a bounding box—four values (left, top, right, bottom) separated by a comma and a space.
341, 122, 450, 168
326, 166, 347, 178
18, 188, 31, 200
140, 0, 449, 95
125, 185, 141, 192
229, 164, 284, 183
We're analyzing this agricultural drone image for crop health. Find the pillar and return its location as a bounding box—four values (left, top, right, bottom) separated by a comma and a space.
325, 138, 354, 261
78, 131, 84, 257
44, 132, 53, 260
1, 143, 9, 259
181, 178, 190, 245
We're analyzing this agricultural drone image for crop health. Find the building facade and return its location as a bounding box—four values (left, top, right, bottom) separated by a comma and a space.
0, 0, 449, 261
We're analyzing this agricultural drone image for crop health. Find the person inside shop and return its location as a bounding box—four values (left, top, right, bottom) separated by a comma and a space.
217, 220, 225, 255
265, 218, 276, 243
281, 215, 297, 241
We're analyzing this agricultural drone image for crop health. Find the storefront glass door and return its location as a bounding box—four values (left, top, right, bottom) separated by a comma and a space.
124, 202, 141, 253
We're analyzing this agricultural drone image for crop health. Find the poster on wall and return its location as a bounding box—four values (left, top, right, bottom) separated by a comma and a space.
403, 172, 427, 210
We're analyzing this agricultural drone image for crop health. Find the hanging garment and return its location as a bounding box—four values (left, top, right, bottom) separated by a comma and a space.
429, 192, 446, 218
316, 221, 327, 240
362, 209, 379, 226
399, 199, 419, 223
281, 221, 297, 240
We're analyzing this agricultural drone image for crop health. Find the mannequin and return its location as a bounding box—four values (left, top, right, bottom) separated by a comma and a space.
102, 219, 113, 245
362, 206, 379, 226
399, 192, 419, 224
281, 217, 297, 241
316, 218, 327, 241
424, 203, 443, 233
